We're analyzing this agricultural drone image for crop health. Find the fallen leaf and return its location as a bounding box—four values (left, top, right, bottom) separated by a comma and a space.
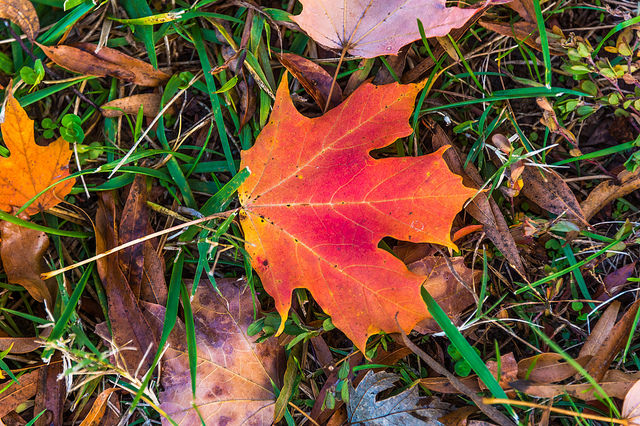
33, 355, 63, 426
0, 93, 74, 214
507, 0, 536, 22
598, 262, 637, 300
348, 371, 449, 425
39, 43, 170, 87
486, 353, 518, 388
79, 388, 119, 426
277, 52, 342, 109
101, 93, 162, 118
0, 221, 53, 304
0, 369, 38, 418
239, 74, 475, 351
578, 301, 620, 361
512, 370, 640, 400
0, 0, 39, 40
428, 121, 525, 275
407, 255, 478, 334
623, 379, 640, 425
479, 20, 565, 55
0, 330, 48, 354
144, 278, 282, 425
581, 169, 640, 221
517, 353, 589, 384
94, 193, 157, 376
420, 375, 481, 394
291, 0, 496, 58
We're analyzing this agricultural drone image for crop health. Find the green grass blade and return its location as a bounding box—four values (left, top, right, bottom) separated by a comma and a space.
532, 0, 552, 87
180, 282, 198, 397
0, 210, 89, 238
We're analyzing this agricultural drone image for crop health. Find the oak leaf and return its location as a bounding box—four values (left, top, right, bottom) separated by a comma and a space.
238, 74, 475, 351
145, 279, 282, 425
0, 93, 74, 214
291, 0, 496, 58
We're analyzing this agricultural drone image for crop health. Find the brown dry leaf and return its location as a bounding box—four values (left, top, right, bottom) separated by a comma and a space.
277, 53, 342, 109
486, 353, 518, 388
144, 278, 282, 425
0, 221, 53, 305
101, 93, 162, 118
0, 92, 74, 215
95, 192, 157, 376
479, 20, 565, 55
408, 255, 478, 333
581, 169, 640, 221
507, 0, 536, 22
623, 379, 640, 425
598, 262, 637, 301
491, 135, 586, 224
0, 369, 38, 418
0, 0, 39, 40
583, 300, 640, 381
428, 120, 525, 275
517, 353, 590, 384
420, 375, 481, 394
0, 331, 47, 354
578, 301, 620, 360
513, 370, 640, 400
39, 43, 170, 87
79, 388, 119, 426
291, 0, 498, 58
33, 355, 63, 426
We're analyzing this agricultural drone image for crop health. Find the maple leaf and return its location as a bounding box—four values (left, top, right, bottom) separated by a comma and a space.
291, 0, 494, 58
238, 74, 475, 351
0, 93, 74, 215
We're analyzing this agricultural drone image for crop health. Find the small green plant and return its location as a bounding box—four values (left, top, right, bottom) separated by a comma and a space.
448, 344, 479, 377
41, 118, 57, 139
19, 59, 44, 87
59, 114, 85, 143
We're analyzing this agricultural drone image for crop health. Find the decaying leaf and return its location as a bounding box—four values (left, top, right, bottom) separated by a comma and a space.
101, 93, 162, 118
145, 278, 282, 426
428, 121, 525, 275
517, 353, 588, 384
0, 369, 38, 418
479, 20, 565, 55
486, 353, 518, 388
39, 43, 170, 87
598, 262, 636, 300
623, 379, 640, 425
278, 52, 342, 109
581, 168, 640, 221
94, 192, 157, 376
0, 221, 53, 304
79, 388, 119, 426
239, 74, 475, 351
291, 0, 498, 58
348, 371, 448, 425
0, 329, 48, 354
0, 0, 39, 40
407, 255, 478, 333
33, 355, 64, 426
0, 93, 74, 214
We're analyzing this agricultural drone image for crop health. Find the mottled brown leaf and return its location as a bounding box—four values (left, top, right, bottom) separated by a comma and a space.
0, 369, 38, 418
145, 278, 282, 425
277, 52, 342, 109
517, 353, 589, 384
33, 355, 64, 426
0, 0, 39, 40
0, 221, 52, 305
101, 93, 162, 118
39, 43, 170, 87
581, 169, 640, 221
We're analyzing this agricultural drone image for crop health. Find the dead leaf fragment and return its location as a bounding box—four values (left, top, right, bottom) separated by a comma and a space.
0, 221, 52, 304
277, 53, 342, 109
0, 0, 39, 40
0, 369, 38, 418
581, 169, 640, 221
101, 93, 162, 118
33, 355, 64, 426
486, 353, 518, 388
0, 93, 74, 215
39, 43, 170, 87
145, 278, 282, 426
79, 388, 119, 426
291, 0, 497, 58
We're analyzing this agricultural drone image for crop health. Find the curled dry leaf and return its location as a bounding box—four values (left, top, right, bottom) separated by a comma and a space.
39, 43, 170, 87
428, 121, 525, 276
101, 93, 162, 118
0, 93, 74, 215
277, 52, 342, 109
144, 279, 282, 426
0, 369, 38, 418
581, 168, 640, 221
0, 0, 39, 40
239, 74, 475, 351
0, 221, 53, 304
291, 0, 499, 58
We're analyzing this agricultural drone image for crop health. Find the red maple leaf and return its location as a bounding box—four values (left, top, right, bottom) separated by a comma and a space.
239, 75, 475, 351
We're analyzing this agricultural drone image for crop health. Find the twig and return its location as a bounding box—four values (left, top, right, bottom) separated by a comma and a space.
396, 317, 516, 426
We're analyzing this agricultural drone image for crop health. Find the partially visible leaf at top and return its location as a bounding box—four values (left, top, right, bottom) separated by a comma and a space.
0, 92, 74, 215
238, 74, 475, 352
348, 371, 448, 425
0, 0, 40, 40
291, 0, 497, 58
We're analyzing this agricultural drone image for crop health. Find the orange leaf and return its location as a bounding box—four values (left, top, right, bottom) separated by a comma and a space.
0, 94, 74, 214
238, 75, 475, 351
